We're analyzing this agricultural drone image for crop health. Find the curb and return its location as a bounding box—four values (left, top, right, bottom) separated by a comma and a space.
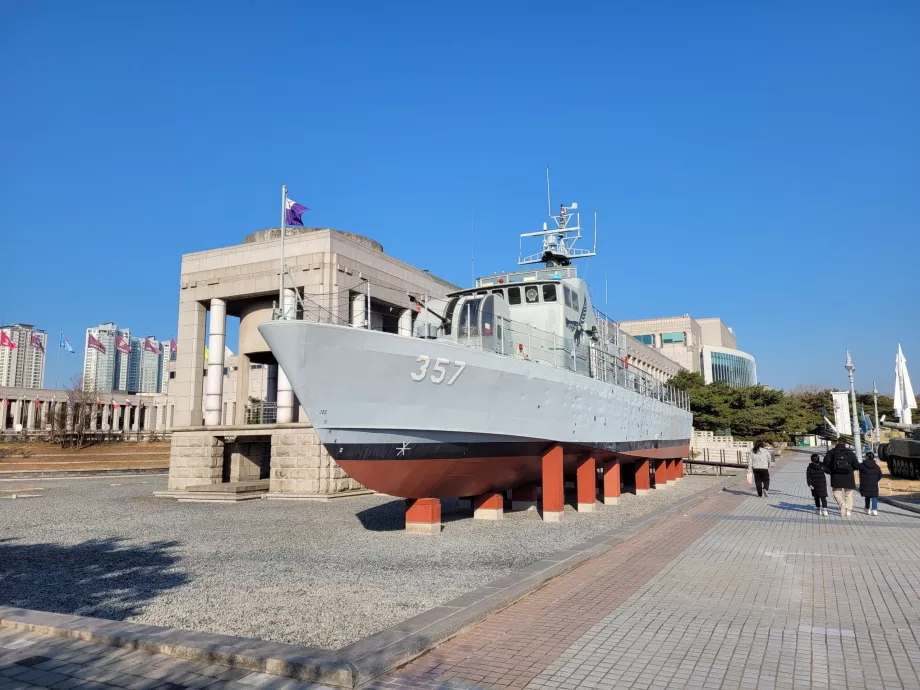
0, 476, 741, 688
0, 607, 355, 687
879, 496, 920, 515
0, 468, 168, 480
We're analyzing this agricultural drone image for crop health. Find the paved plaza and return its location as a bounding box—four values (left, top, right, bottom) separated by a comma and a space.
2, 452, 919, 689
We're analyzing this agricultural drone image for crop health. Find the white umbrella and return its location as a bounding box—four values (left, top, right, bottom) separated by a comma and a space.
894, 344, 917, 425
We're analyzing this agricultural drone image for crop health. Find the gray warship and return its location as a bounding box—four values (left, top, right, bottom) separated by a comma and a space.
259, 197, 692, 498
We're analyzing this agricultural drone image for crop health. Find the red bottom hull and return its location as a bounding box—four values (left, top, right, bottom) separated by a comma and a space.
337, 443, 689, 499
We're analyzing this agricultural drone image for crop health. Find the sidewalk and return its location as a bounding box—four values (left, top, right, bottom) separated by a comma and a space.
373, 453, 920, 690
3, 453, 919, 689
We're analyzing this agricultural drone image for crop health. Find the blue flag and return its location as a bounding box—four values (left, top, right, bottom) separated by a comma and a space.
61, 333, 75, 353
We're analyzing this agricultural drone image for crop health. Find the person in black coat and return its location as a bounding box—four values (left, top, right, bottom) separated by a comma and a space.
823, 438, 860, 519
859, 451, 883, 516
806, 453, 829, 516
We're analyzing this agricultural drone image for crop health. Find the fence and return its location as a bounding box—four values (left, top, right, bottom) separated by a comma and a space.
276, 277, 689, 411
244, 401, 277, 425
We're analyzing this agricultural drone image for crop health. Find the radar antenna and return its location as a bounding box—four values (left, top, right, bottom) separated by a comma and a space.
519, 173, 597, 267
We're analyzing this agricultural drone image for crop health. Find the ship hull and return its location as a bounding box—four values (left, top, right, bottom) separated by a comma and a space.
259, 321, 692, 498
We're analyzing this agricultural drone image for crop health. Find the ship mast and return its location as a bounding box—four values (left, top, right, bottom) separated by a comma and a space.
518, 172, 597, 267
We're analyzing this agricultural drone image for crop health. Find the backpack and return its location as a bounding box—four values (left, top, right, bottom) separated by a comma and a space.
833, 449, 851, 473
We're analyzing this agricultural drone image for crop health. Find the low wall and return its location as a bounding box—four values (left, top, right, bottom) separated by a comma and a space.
166, 424, 364, 496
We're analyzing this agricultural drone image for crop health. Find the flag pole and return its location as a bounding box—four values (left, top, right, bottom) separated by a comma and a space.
279, 184, 287, 320
55, 329, 61, 390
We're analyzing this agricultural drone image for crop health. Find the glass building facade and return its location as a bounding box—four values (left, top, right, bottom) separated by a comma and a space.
702, 347, 757, 387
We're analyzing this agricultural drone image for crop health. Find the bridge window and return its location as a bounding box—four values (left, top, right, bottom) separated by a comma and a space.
563, 286, 573, 308
542, 284, 557, 302
525, 286, 539, 304
507, 287, 521, 305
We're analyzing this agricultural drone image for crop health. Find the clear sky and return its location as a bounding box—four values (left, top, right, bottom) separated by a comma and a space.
1, 2, 917, 393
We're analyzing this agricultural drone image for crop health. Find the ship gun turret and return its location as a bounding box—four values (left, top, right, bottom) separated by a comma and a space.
878, 420, 920, 480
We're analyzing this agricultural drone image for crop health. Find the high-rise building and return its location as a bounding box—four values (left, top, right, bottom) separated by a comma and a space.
0, 324, 47, 389
158, 341, 172, 394
83, 323, 119, 393
83, 323, 170, 394
114, 328, 131, 391
138, 337, 162, 393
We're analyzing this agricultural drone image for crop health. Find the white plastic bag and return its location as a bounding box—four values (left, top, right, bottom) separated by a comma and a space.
745, 470, 753, 485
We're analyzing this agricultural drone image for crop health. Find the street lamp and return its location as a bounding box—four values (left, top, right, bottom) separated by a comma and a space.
845, 349, 863, 463
873, 381, 881, 451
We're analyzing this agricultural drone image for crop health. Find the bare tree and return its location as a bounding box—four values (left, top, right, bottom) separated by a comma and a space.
62, 373, 98, 448
790, 384, 825, 396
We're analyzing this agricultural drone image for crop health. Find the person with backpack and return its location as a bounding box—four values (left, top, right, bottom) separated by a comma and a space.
746, 439, 773, 498
858, 451, 882, 516
823, 438, 860, 519
806, 453, 829, 516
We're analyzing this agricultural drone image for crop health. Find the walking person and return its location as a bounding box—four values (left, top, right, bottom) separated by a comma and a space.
859, 451, 882, 516
807, 453, 829, 516
747, 440, 772, 498
823, 438, 860, 519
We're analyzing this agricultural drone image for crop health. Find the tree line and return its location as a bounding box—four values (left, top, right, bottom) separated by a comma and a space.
667, 371, 907, 444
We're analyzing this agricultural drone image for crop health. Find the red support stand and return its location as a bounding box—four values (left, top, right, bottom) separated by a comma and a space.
635, 458, 650, 495
542, 444, 564, 522
473, 492, 504, 520
405, 498, 441, 535
511, 485, 538, 512
654, 459, 667, 489
603, 458, 621, 505
576, 455, 597, 512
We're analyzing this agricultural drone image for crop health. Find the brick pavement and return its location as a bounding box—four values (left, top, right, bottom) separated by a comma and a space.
371, 455, 920, 690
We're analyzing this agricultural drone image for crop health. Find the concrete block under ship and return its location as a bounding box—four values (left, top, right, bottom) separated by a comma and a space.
260, 194, 692, 530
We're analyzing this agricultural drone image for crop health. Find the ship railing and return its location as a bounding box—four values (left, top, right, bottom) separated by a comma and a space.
287, 280, 690, 411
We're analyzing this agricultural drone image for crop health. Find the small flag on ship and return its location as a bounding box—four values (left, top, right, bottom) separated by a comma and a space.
0, 332, 16, 349
87, 334, 106, 354
31, 333, 44, 351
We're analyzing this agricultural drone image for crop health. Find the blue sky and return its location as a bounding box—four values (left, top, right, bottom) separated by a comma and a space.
1, 2, 917, 393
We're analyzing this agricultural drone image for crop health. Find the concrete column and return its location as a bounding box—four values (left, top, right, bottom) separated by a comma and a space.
234, 352, 250, 425
265, 365, 278, 404
13, 399, 22, 429
473, 492, 504, 520
113, 405, 121, 431
132, 404, 141, 432
227, 401, 236, 428
0, 398, 7, 430
635, 458, 650, 496
351, 292, 366, 328
40, 400, 49, 429
603, 459, 621, 505
26, 401, 36, 430
173, 299, 207, 427
65, 403, 74, 431
204, 297, 227, 426
89, 404, 97, 431
277, 288, 296, 424
398, 308, 413, 337
405, 498, 441, 535
542, 444, 564, 522
511, 485, 538, 511
576, 455, 597, 512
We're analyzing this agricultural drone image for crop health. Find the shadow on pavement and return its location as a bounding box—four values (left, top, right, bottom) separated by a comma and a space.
0, 537, 187, 619
356, 499, 406, 531
773, 501, 823, 514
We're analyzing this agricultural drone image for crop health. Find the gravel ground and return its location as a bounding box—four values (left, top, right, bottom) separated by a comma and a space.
0, 474, 723, 649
